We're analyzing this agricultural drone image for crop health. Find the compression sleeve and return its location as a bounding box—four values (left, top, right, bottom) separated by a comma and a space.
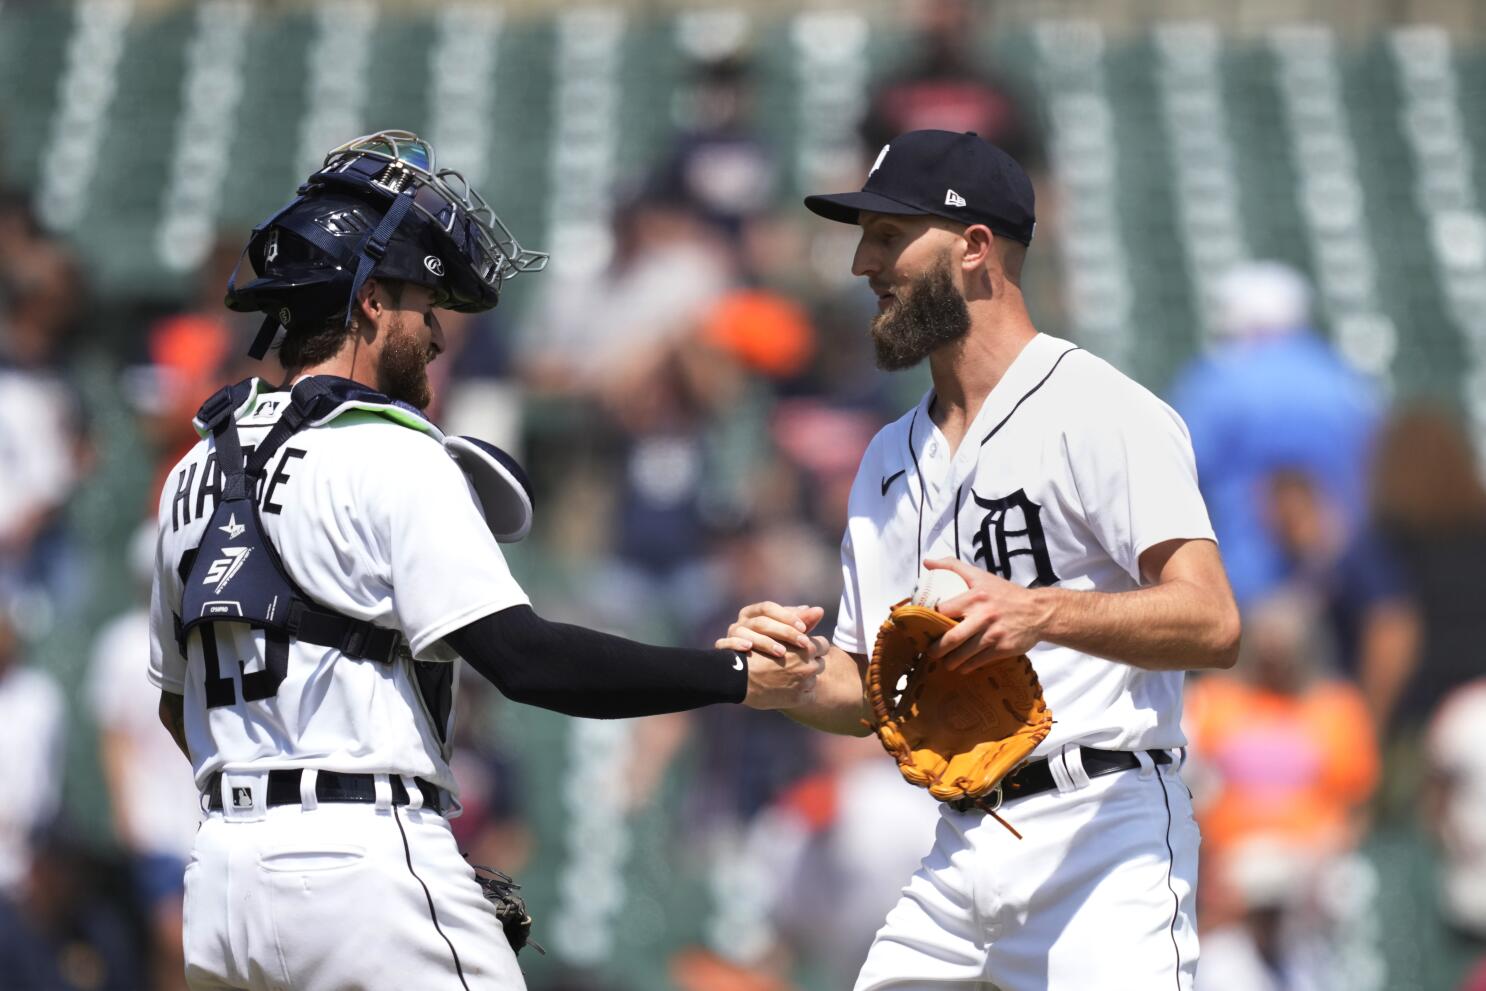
444, 605, 748, 719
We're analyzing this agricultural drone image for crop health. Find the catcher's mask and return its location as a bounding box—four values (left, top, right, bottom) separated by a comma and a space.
226, 130, 548, 359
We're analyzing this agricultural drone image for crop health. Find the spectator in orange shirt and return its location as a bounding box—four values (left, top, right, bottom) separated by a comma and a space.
1185, 593, 1380, 883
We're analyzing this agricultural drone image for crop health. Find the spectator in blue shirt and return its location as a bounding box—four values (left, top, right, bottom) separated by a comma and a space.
1169, 262, 1380, 605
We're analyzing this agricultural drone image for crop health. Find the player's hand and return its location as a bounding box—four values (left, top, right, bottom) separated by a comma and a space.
715, 601, 824, 659
716, 602, 830, 710
922, 558, 1052, 672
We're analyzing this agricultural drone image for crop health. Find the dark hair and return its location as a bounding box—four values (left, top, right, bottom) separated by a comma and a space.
275, 279, 405, 369
1372, 404, 1486, 531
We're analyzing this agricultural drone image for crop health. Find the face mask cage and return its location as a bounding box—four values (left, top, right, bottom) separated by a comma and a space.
318, 130, 549, 295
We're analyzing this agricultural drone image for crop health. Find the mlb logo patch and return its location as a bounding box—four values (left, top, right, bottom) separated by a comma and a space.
231, 786, 254, 810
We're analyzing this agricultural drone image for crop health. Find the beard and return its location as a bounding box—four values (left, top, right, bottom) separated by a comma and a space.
870, 254, 972, 371
376, 314, 435, 409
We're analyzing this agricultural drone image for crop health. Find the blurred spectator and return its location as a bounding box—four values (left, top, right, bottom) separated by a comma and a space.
516, 193, 733, 403
1267, 469, 1420, 728
671, 949, 796, 991
124, 235, 250, 505
0, 193, 83, 363
1424, 680, 1486, 940
675, 734, 938, 991
1185, 594, 1379, 922
0, 201, 90, 611
0, 885, 72, 990
768, 400, 881, 537
0, 600, 65, 897
1170, 262, 1380, 606
1188, 597, 1383, 991
682, 519, 839, 828
701, 291, 814, 384
659, 54, 777, 242
1197, 837, 1332, 991
86, 523, 197, 991
748, 734, 940, 988
517, 188, 771, 644
447, 674, 534, 879
6, 830, 146, 991
860, 0, 1042, 170
534, 973, 634, 991
1373, 406, 1486, 732
425, 309, 526, 454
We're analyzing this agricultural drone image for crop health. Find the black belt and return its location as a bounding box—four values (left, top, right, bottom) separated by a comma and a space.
204, 769, 445, 814
949, 747, 1172, 814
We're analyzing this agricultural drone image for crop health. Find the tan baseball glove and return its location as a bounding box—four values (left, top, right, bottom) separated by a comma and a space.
865, 601, 1053, 804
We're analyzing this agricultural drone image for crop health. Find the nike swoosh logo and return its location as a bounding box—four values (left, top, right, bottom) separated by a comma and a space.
881, 469, 906, 496
733, 654, 745, 671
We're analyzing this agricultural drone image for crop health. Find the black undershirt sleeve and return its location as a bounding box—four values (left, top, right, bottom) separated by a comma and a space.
443, 605, 748, 719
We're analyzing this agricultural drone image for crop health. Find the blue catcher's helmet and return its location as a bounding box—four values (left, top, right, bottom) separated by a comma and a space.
226, 130, 548, 359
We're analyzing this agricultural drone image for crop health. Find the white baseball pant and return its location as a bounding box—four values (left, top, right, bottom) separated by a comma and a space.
855, 749, 1200, 991
182, 773, 524, 991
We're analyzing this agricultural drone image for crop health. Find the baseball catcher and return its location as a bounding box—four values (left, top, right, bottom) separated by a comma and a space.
151, 129, 823, 991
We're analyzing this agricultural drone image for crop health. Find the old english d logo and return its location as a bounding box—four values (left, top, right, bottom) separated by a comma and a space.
971, 488, 1060, 588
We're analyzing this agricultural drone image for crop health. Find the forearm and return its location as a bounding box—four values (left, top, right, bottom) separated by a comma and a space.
783, 646, 872, 736
1034, 579, 1240, 671
157, 691, 190, 760
1358, 602, 1420, 727
446, 605, 746, 719
98, 730, 141, 845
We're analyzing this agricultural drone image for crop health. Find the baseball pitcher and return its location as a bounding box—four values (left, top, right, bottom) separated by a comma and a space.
721, 129, 1240, 990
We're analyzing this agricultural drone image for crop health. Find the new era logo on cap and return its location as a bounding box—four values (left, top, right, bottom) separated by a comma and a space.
803, 130, 1035, 245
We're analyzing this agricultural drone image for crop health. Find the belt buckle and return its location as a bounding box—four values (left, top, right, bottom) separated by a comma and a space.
979, 780, 1005, 814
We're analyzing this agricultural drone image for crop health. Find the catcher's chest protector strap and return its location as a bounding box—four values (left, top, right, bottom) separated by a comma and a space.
176, 378, 402, 672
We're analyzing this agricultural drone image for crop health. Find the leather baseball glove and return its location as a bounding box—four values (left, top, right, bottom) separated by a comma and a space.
865, 601, 1053, 805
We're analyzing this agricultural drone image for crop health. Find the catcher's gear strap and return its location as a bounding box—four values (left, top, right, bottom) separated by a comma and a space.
176, 377, 402, 665
445, 605, 747, 719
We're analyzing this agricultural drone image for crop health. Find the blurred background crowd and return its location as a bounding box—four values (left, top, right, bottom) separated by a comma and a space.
2, 0, 1486, 988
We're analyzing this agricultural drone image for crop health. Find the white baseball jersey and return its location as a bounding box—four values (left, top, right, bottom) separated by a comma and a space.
148, 381, 529, 795
833, 332, 1216, 756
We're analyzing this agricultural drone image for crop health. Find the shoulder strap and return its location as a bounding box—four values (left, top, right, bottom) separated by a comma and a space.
196, 380, 258, 500
243, 376, 341, 481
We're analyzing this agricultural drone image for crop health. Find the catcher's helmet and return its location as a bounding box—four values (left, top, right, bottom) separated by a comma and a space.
226, 130, 547, 359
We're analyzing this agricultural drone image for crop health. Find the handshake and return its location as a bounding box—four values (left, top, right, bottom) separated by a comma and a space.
717, 602, 831, 710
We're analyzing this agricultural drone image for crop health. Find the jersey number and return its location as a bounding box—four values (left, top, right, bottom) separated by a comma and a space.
200, 626, 289, 708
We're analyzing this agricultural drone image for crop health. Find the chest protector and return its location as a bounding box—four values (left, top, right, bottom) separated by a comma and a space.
177, 377, 419, 708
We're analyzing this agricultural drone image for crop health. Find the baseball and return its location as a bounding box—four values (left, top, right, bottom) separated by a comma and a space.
912, 569, 970, 610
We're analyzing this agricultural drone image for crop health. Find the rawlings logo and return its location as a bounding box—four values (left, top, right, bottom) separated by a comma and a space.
424, 255, 444, 277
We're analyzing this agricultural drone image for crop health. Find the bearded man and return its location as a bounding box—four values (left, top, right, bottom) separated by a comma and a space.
716, 130, 1240, 990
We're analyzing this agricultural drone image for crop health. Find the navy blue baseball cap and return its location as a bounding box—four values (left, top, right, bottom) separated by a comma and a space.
804, 129, 1035, 245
